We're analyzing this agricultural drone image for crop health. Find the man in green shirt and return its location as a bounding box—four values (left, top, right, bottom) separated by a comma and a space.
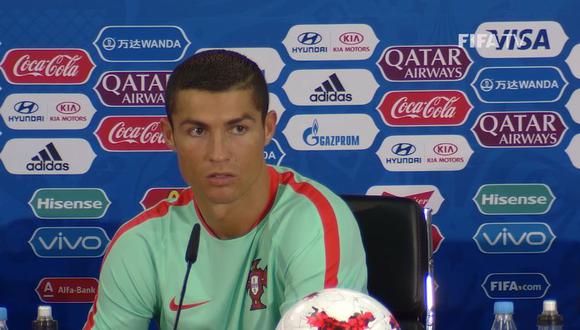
84, 49, 367, 329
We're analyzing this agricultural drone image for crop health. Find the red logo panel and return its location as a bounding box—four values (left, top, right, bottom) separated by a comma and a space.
377, 90, 472, 126
0, 48, 95, 84
35, 277, 98, 303
94, 116, 169, 151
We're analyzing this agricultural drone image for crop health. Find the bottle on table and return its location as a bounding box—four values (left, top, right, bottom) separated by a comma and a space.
491, 301, 517, 330
0, 307, 8, 330
537, 299, 563, 330
32, 305, 58, 330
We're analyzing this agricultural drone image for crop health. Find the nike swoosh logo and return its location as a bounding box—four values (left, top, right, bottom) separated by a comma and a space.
169, 297, 210, 311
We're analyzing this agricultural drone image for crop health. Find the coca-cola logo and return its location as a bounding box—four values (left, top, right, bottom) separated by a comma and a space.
433, 143, 458, 156
339, 32, 364, 45
94, 116, 170, 151
94, 71, 170, 107
377, 45, 472, 81
56, 102, 81, 114
377, 90, 472, 126
0, 48, 95, 84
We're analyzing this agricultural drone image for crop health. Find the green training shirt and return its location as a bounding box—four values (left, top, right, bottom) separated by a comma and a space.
83, 166, 367, 330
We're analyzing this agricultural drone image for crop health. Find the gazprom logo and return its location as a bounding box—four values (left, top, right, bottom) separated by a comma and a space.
392, 143, 416, 156
303, 119, 320, 146
14, 101, 39, 114
297, 32, 322, 45
473, 222, 555, 254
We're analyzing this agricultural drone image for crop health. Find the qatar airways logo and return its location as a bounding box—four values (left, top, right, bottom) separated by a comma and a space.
377, 90, 472, 126
0, 48, 95, 84
94, 116, 169, 152
94, 71, 170, 107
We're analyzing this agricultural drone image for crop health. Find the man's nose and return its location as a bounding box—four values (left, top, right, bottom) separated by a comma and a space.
208, 131, 230, 162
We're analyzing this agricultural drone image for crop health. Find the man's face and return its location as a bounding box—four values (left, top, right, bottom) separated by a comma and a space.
161, 88, 275, 205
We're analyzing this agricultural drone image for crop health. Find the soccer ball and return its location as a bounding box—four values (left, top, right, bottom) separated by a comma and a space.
276, 288, 401, 330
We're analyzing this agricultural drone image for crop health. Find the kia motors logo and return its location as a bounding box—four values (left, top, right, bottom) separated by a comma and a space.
377, 45, 472, 81
473, 222, 556, 254
433, 143, 458, 156
36, 277, 98, 303
298, 32, 322, 45
56, 102, 81, 114
377, 90, 472, 126
0, 48, 95, 84
392, 143, 416, 156
339, 32, 364, 45
14, 101, 39, 114
28, 227, 110, 258
94, 116, 169, 152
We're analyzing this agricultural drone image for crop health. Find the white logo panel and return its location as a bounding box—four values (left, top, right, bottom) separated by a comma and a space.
565, 44, 580, 79
197, 47, 284, 83
375, 135, 473, 171
283, 24, 379, 61
474, 21, 568, 58
565, 134, 580, 169
565, 89, 580, 124
1, 94, 96, 130
269, 93, 285, 124
282, 114, 378, 151
283, 69, 378, 106
0, 139, 96, 175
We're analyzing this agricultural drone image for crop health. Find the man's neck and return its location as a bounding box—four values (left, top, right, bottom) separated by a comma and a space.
195, 166, 272, 239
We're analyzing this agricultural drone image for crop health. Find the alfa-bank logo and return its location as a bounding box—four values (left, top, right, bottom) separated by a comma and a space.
197, 48, 285, 84
94, 116, 169, 152
36, 277, 98, 303
0, 48, 95, 84
470, 21, 568, 58
282, 24, 379, 61
0, 93, 96, 130
94, 71, 170, 107
376, 90, 472, 126
94, 25, 191, 62
376, 45, 472, 81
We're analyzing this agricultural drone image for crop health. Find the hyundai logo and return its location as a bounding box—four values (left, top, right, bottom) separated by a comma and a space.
391, 143, 416, 156
14, 101, 39, 114
297, 32, 322, 45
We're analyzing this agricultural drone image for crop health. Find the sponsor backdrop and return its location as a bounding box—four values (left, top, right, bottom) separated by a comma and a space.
0, 0, 579, 329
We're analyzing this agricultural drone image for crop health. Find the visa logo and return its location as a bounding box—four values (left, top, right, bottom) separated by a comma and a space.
29, 227, 110, 258
487, 28, 550, 50
473, 222, 555, 254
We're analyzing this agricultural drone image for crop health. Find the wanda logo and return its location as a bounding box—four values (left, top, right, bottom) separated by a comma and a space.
0, 48, 95, 84
94, 116, 170, 152
377, 90, 472, 126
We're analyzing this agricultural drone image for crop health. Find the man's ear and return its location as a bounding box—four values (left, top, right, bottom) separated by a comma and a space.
264, 110, 277, 146
160, 117, 176, 150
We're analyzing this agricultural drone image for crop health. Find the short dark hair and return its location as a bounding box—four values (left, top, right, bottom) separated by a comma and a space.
165, 49, 269, 123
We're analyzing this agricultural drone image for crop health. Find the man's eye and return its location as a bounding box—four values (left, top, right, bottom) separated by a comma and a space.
189, 127, 205, 136
232, 125, 248, 135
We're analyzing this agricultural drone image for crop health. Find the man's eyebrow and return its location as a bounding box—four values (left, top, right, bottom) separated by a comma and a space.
226, 114, 256, 125
179, 119, 207, 128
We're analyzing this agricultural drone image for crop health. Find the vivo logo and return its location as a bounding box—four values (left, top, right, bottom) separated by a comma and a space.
29, 227, 110, 258
433, 143, 458, 156
297, 32, 322, 45
473, 222, 555, 254
391, 143, 416, 156
56, 101, 81, 114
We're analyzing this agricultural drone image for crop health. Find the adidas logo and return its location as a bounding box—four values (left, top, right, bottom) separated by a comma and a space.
309, 73, 353, 102
26, 142, 70, 171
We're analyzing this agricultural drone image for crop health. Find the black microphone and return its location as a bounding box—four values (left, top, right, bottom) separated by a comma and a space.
173, 223, 201, 330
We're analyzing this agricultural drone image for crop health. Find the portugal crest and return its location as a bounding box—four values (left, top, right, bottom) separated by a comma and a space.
246, 258, 267, 310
